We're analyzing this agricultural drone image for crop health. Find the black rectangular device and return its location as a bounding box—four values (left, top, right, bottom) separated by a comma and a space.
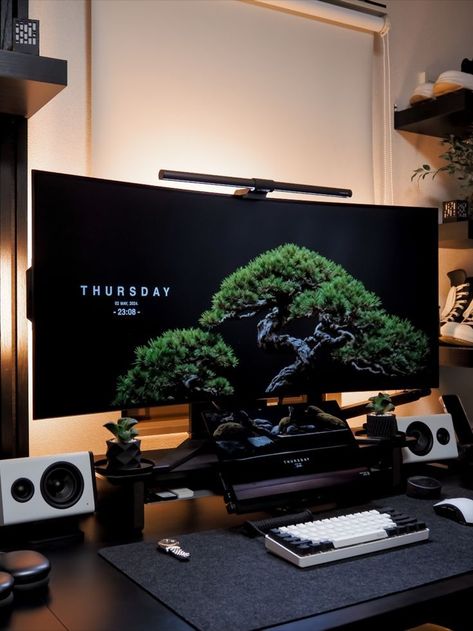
202, 400, 371, 513
30, 170, 439, 421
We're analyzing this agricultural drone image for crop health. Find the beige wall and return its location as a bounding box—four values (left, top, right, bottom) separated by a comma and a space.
27, 0, 106, 456
27, 0, 473, 456
90, 0, 375, 200
389, 0, 473, 306
28, 0, 90, 176
27, 0, 132, 456
389, 0, 473, 210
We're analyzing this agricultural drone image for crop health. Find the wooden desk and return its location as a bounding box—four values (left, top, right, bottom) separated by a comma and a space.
0, 491, 472, 631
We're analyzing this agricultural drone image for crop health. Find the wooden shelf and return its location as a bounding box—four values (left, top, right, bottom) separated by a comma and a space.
440, 344, 473, 368
0, 49, 67, 118
439, 220, 473, 247
394, 89, 473, 138
395, 90, 473, 363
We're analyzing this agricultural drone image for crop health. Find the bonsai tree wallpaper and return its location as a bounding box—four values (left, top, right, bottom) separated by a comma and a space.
115, 244, 429, 405
114, 328, 238, 406
32, 175, 438, 419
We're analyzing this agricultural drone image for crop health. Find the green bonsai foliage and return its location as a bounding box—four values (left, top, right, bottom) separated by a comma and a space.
115, 244, 429, 403
114, 328, 238, 406
411, 134, 473, 203
200, 244, 429, 392
366, 392, 395, 416
103, 417, 139, 443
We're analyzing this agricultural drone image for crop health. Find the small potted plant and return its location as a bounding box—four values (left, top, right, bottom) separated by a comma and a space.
365, 392, 398, 438
411, 134, 473, 221
103, 417, 141, 471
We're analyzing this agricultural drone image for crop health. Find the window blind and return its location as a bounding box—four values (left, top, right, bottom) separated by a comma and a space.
255, 0, 389, 34
91, 0, 385, 203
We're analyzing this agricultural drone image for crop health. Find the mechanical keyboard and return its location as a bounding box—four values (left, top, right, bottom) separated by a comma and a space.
265, 507, 429, 567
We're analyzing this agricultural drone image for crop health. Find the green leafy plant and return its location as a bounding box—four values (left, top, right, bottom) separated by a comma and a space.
366, 392, 395, 416
103, 417, 139, 443
115, 244, 429, 405
114, 328, 238, 406
411, 134, 473, 203
201, 244, 429, 393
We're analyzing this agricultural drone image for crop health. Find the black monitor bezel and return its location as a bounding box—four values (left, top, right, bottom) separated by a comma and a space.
30, 170, 440, 420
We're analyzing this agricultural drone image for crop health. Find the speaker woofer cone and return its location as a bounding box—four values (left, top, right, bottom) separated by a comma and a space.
40, 462, 84, 509
406, 421, 434, 456
11, 478, 35, 503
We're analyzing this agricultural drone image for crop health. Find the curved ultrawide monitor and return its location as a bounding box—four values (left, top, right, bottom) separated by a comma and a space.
31, 171, 439, 419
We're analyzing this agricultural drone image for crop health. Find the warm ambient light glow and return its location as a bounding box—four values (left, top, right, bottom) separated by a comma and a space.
91, 0, 376, 203
0, 252, 13, 366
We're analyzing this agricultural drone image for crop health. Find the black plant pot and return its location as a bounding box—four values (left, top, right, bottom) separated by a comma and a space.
105, 439, 142, 472
365, 414, 398, 438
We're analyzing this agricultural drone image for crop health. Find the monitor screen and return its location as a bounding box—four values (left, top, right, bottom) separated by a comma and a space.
31, 171, 439, 420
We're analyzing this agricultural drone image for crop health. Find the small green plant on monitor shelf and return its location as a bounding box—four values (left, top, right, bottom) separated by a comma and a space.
366, 392, 395, 416
103, 417, 141, 472
365, 392, 398, 439
104, 417, 139, 442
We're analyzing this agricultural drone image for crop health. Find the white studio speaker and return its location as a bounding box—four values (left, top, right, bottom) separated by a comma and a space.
396, 414, 459, 464
0, 451, 96, 526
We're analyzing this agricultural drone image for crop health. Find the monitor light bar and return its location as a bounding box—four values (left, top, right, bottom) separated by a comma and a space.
159, 170, 352, 199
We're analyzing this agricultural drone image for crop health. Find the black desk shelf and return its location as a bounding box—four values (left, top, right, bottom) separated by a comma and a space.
394, 89, 473, 138
0, 49, 67, 117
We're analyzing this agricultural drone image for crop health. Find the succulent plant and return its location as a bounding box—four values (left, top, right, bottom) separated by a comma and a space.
366, 392, 395, 416
103, 417, 139, 443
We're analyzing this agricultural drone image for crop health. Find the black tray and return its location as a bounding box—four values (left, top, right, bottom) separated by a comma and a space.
94, 458, 155, 480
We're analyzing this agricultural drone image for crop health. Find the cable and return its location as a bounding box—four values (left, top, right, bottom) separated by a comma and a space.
380, 18, 393, 205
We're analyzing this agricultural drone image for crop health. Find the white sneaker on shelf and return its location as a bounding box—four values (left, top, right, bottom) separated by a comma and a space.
409, 82, 434, 105
433, 70, 473, 97
441, 299, 473, 346
440, 270, 470, 324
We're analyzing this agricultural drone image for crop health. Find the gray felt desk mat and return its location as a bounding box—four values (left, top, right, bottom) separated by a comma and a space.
99, 491, 473, 631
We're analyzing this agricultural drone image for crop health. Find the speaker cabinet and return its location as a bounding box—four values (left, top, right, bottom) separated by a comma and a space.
397, 414, 459, 464
0, 452, 96, 526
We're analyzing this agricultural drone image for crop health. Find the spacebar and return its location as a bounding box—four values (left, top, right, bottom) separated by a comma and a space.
331, 529, 387, 548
